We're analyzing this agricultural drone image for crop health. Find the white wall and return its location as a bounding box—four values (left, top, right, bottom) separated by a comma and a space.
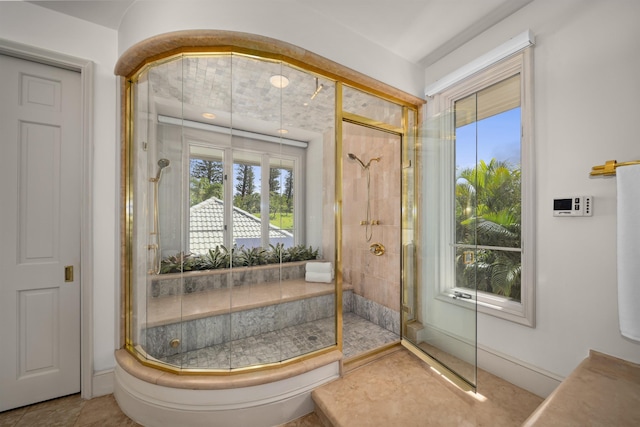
425, 0, 640, 378
117, 0, 424, 98
0, 2, 119, 373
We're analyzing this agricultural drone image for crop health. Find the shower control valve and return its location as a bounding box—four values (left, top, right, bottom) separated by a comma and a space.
369, 243, 385, 256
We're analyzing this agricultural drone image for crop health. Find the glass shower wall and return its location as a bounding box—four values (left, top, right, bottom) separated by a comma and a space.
129, 53, 337, 371
404, 107, 478, 389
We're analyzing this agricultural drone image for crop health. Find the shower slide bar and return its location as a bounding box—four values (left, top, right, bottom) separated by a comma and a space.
590, 159, 640, 176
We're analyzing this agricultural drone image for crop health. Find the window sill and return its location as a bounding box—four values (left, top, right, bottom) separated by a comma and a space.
436, 288, 534, 327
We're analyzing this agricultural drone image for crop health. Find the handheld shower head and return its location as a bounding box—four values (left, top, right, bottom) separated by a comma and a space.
348, 153, 367, 169
153, 158, 171, 182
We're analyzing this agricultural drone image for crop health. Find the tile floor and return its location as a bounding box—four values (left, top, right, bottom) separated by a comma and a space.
0, 348, 544, 427
0, 313, 396, 426
0, 394, 140, 427
159, 312, 399, 369
1, 317, 544, 426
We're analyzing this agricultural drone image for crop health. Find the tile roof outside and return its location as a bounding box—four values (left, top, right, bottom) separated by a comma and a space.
189, 197, 293, 254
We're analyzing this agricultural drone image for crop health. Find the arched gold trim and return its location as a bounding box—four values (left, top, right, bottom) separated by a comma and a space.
114, 30, 425, 107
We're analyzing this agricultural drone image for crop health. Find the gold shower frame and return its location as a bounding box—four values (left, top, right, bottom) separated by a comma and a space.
116, 30, 424, 375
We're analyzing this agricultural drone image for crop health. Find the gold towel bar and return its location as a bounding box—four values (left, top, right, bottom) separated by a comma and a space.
590, 159, 640, 176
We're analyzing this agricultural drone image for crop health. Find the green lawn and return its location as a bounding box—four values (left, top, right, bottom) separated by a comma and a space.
255, 213, 293, 230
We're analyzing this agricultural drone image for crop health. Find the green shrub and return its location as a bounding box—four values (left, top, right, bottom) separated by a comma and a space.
159, 243, 319, 274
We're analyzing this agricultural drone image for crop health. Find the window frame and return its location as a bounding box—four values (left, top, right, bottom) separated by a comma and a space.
184, 127, 305, 253
430, 49, 535, 327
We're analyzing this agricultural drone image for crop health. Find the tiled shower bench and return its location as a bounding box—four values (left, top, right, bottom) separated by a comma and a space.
140, 262, 349, 360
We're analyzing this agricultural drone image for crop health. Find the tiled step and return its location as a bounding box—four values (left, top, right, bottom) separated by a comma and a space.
311, 348, 542, 427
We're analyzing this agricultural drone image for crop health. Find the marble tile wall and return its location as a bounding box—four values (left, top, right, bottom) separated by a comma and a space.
342, 123, 401, 314
144, 293, 335, 358
345, 293, 400, 335
148, 262, 307, 298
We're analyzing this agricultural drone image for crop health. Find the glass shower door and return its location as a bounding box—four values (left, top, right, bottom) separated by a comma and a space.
403, 106, 478, 390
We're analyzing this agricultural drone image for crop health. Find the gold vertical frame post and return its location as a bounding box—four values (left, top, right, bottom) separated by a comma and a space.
123, 77, 134, 350
335, 82, 344, 354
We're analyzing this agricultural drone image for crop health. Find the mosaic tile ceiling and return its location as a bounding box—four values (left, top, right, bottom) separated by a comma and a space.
145, 54, 400, 141
147, 55, 335, 140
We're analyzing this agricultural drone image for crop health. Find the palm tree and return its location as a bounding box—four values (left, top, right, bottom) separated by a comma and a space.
455, 159, 521, 300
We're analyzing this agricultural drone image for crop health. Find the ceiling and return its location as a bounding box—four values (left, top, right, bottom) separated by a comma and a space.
28, 0, 533, 66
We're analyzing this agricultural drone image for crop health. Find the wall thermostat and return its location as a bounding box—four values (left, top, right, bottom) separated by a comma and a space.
553, 196, 593, 216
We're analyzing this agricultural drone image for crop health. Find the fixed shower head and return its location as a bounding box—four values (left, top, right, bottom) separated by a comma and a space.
348, 153, 380, 169
153, 158, 171, 182
368, 157, 381, 167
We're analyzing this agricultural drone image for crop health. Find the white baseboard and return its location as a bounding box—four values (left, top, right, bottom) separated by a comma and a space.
92, 369, 115, 397
418, 324, 562, 398
478, 345, 562, 398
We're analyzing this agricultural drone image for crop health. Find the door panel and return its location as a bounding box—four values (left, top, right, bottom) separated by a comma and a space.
20, 122, 61, 262
0, 54, 81, 412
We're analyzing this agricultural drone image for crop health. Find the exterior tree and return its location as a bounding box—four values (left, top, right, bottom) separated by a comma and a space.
455, 158, 522, 300
191, 159, 223, 184
269, 168, 281, 194
189, 159, 224, 206
235, 163, 255, 197
234, 163, 259, 213
284, 169, 293, 213
190, 177, 222, 206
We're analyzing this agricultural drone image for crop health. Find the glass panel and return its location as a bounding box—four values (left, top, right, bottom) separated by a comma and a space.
140, 56, 189, 369
132, 68, 149, 362
129, 53, 338, 372
402, 107, 417, 326
343, 86, 403, 128
408, 106, 477, 388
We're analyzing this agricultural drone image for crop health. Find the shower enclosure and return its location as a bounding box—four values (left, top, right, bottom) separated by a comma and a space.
124, 50, 420, 373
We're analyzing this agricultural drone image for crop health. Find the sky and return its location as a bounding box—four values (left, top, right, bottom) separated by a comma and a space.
455, 107, 521, 172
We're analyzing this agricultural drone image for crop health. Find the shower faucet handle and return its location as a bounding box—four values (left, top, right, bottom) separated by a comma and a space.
369, 243, 385, 256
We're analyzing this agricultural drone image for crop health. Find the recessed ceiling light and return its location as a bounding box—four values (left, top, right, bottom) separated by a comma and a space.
202, 112, 216, 120
276, 128, 289, 134
270, 75, 290, 88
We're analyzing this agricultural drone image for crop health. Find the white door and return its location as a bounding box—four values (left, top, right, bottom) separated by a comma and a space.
0, 54, 81, 411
